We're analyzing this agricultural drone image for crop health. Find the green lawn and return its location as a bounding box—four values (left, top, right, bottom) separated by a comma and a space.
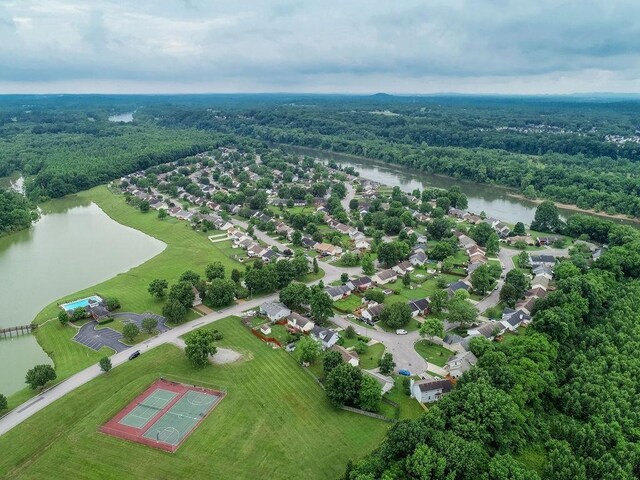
358, 343, 385, 370
414, 340, 453, 367
382, 377, 426, 420
0, 317, 388, 480
334, 294, 363, 312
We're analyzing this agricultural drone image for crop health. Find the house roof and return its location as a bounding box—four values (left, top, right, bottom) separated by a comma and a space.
375, 269, 397, 281
414, 378, 453, 393
260, 302, 290, 318
325, 285, 352, 297
364, 303, 385, 318
472, 321, 503, 338
347, 276, 372, 289
287, 312, 313, 328
502, 309, 531, 327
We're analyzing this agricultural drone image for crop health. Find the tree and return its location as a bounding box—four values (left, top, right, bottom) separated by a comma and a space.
486, 232, 500, 255
168, 280, 195, 307
354, 340, 368, 354
430, 290, 448, 314
310, 288, 334, 324
345, 325, 356, 339
499, 283, 520, 308
323, 350, 343, 374
427, 217, 451, 240
0, 393, 7, 411
142, 317, 158, 334
99, 356, 112, 373
205, 278, 236, 308
379, 303, 412, 329
122, 323, 140, 343
358, 375, 382, 412
377, 241, 410, 267
325, 363, 362, 407
362, 254, 375, 276
420, 317, 444, 340
278, 283, 309, 312
504, 269, 529, 296
231, 268, 242, 284
313, 257, 319, 274
158, 208, 168, 219
531, 201, 563, 233
447, 295, 478, 328
298, 336, 321, 364
57, 310, 69, 326
341, 272, 349, 284
513, 222, 526, 236
384, 217, 403, 236
471, 264, 494, 295
205, 261, 225, 281
471, 222, 495, 246
148, 278, 168, 299
403, 271, 411, 287
162, 298, 188, 323
25, 364, 56, 390
184, 329, 218, 368
179, 270, 201, 285
516, 251, 530, 269
405, 444, 448, 480
378, 352, 396, 375
364, 289, 385, 304
139, 200, 150, 212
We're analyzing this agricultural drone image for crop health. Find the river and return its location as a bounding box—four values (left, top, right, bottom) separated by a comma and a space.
285, 146, 634, 226
0, 195, 165, 395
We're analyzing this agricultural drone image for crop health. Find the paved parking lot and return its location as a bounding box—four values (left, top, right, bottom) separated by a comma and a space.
73, 321, 128, 352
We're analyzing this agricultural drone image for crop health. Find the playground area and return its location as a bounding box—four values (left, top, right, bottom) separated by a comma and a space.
100, 378, 225, 452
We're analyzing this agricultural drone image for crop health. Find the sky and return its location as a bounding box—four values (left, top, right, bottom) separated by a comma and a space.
0, 0, 639, 94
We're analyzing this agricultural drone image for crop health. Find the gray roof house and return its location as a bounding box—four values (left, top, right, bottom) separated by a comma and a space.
259, 302, 291, 322
324, 284, 353, 301
311, 326, 340, 349
445, 351, 478, 379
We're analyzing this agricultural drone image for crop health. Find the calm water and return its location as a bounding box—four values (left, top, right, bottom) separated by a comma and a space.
0, 196, 165, 395
286, 146, 633, 226
108, 111, 134, 122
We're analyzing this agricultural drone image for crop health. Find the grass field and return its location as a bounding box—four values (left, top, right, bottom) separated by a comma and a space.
358, 343, 385, 370
414, 340, 453, 367
0, 317, 389, 480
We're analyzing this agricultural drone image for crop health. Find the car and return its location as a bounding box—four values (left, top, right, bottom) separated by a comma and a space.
346, 314, 355, 319
398, 369, 411, 376
396, 329, 408, 335
128, 350, 141, 360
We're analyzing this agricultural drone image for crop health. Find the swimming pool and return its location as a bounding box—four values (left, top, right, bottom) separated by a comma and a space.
60, 295, 103, 312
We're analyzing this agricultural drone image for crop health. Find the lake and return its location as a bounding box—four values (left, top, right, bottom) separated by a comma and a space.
0, 195, 165, 395
108, 112, 134, 123
285, 146, 631, 226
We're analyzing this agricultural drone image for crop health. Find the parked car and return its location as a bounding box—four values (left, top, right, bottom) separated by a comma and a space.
398, 369, 411, 376
128, 350, 141, 360
396, 329, 408, 335
346, 314, 355, 319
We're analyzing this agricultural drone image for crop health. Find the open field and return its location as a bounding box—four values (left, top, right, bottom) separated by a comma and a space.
414, 340, 453, 367
0, 317, 389, 480
358, 342, 385, 370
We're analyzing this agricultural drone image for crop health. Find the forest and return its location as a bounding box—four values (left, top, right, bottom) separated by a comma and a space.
346, 215, 640, 480
0, 190, 37, 236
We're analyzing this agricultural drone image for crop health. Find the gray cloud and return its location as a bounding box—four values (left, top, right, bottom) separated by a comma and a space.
0, 0, 639, 93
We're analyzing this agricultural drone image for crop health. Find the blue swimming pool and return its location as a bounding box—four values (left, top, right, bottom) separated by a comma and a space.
60, 295, 103, 312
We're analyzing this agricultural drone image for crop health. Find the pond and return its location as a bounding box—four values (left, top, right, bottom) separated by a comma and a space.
0, 195, 165, 395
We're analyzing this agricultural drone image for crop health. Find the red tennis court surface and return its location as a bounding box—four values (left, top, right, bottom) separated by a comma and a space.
100, 378, 225, 452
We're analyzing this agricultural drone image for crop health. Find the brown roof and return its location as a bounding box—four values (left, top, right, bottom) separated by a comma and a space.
415, 378, 453, 393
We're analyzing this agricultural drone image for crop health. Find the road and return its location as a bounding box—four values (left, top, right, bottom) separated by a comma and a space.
331, 316, 448, 377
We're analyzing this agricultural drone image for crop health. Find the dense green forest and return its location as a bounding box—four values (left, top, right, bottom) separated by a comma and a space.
0, 190, 38, 235
346, 215, 640, 480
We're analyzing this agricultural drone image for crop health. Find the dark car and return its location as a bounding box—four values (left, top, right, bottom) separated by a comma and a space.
128, 350, 141, 360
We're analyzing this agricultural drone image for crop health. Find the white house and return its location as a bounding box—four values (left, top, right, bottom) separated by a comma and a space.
331, 345, 359, 367
259, 302, 291, 322
311, 326, 339, 349
445, 351, 478, 379
372, 269, 398, 285
410, 378, 453, 403
287, 312, 314, 333
361, 303, 384, 323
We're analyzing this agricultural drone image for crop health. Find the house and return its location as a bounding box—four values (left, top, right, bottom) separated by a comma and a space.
467, 262, 484, 275
407, 298, 431, 317
410, 378, 453, 403
516, 297, 537, 315
445, 351, 478, 379
324, 284, 353, 302
331, 345, 359, 367
287, 312, 314, 333
261, 249, 279, 263
361, 304, 385, 323
529, 254, 557, 268
259, 302, 291, 322
506, 235, 536, 246
531, 275, 550, 290
247, 244, 267, 258
89, 305, 110, 321
455, 232, 477, 249
354, 238, 371, 250
311, 326, 339, 349
446, 280, 471, 297
372, 269, 398, 285
301, 236, 318, 249
532, 265, 554, 279
315, 243, 343, 257
409, 250, 428, 266
346, 276, 373, 291
494, 222, 511, 238
449, 208, 467, 219
500, 308, 532, 331
259, 324, 272, 335
392, 261, 414, 276
536, 236, 561, 246
467, 321, 504, 340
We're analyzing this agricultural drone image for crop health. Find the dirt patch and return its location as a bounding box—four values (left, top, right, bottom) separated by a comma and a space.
169, 338, 244, 364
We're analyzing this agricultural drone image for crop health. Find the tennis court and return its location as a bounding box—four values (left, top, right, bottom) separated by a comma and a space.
100, 379, 226, 452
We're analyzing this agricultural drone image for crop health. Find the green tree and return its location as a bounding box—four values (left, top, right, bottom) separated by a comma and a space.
447, 295, 478, 328
142, 317, 158, 334
403, 271, 411, 287
471, 222, 495, 246
430, 289, 448, 314
323, 350, 344, 374
354, 340, 368, 355
516, 251, 530, 269
364, 289, 385, 304
471, 264, 494, 295
341, 272, 349, 283
184, 329, 218, 368
313, 257, 319, 274
362, 254, 375, 276
310, 287, 334, 324
405, 444, 448, 480
231, 268, 242, 284
168, 280, 196, 307
325, 363, 363, 407
0, 393, 7, 411
205, 278, 236, 308
378, 352, 396, 375
162, 298, 188, 323
99, 356, 112, 373
179, 270, 201, 285
512, 222, 526, 236
279, 282, 311, 310
298, 336, 321, 364
158, 208, 168, 219
344, 325, 357, 339
205, 261, 225, 281
377, 241, 410, 267
486, 232, 500, 255
25, 364, 57, 390
57, 310, 69, 326
291, 230, 303, 246
531, 201, 563, 233
358, 375, 382, 412
379, 303, 412, 329
122, 323, 140, 343
139, 200, 150, 212
420, 317, 444, 340
147, 278, 169, 299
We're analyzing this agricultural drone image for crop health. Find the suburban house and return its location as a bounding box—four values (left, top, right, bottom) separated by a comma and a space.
346, 276, 373, 291
536, 236, 561, 246
89, 305, 110, 321
445, 351, 478, 379
259, 324, 272, 335
410, 378, 454, 403
531, 275, 550, 290
506, 235, 536, 246
467, 321, 505, 340
409, 250, 428, 266
532, 265, 554, 279
529, 254, 557, 268
516, 297, 537, 315
287, 312, 314, 333
311, 326, 339, 349
259, 302, 291, 322
392, 261, 414, 276
500, 308, 532, 331
407, 298, 431, 317
361, 303, 385, 323
331, 345, 359, 367
315, 243, 343, 257
324, 284, 353, 302
372, 269, 398, 285
446, 279, 471, 297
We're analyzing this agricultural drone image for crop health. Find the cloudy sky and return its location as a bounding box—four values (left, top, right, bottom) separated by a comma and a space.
0, 0, 639, 94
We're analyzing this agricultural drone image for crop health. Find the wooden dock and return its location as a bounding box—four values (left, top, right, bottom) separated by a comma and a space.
0, 324, 37, 338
